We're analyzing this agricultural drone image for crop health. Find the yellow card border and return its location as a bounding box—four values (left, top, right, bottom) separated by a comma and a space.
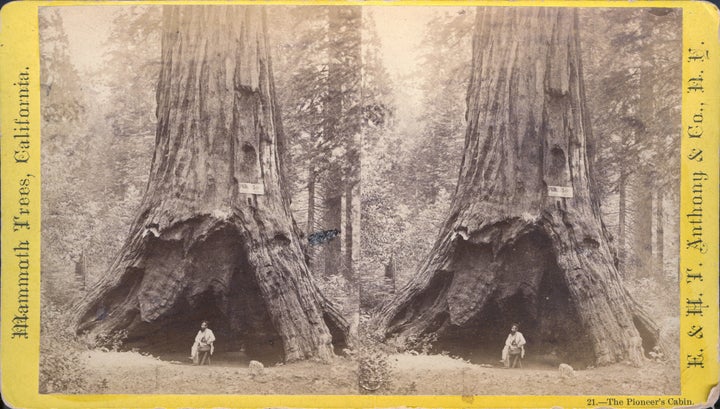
1, 1, 718, 408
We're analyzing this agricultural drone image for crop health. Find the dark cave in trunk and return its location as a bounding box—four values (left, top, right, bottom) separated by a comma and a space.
386, 230, 595, 367
430, 231, 595, 367
80, 225, 287, 361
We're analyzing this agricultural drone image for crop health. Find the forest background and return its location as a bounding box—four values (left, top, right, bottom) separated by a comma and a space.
39, 4, 681, 393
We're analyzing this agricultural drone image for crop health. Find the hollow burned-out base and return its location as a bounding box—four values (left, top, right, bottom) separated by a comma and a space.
123, 289, 285, 362
383, 229, 626, 368
75, 218, 345, 363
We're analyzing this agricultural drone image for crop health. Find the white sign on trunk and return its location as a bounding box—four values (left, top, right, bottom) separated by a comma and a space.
547, 185, 574, 198
238, 182, 265, 195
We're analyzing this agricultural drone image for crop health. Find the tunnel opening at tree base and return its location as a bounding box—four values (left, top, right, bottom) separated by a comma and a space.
124, 287, 286, 365
416, 230, 597, 368
87, 224, 307, 365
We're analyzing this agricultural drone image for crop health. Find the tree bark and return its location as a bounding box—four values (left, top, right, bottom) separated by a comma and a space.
655, 190, 664, 275
631, 172, 653, 278
342, 7, 362, 287
373, 8, 662, 367
384, 255, 396, 295
344, 182, 355, 282
74, 249, 87, 292
320, 186, 343, 276
71, 5, 347, 362
618, 171, 627, 268
307, 165, 316, 234
631, 172, 654, 278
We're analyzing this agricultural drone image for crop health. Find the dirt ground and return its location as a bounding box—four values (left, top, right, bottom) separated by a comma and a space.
388, 354, 679, 395
79, 350, 679, 395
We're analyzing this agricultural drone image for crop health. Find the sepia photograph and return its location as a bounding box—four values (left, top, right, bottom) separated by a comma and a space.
38, 4, 681, 396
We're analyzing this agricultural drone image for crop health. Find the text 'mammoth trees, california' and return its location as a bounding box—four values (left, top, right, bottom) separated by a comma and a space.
71, 5, 348, 362
374, 7, 663, 367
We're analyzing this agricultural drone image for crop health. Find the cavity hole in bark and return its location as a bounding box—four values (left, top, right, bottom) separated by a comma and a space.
551, 146, 565, 165
138, 208, 151, 221
242, 143, 256, 157
547, 146, 568, 183
583, 236, 600, 249
238, 138, 257, 176
272, 233, 291, 247
430, 231, 594, 368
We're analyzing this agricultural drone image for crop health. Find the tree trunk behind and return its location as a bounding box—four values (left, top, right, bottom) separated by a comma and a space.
342, 6, 362, 286
632, 50, 656, 278
320, 185, 343, 276
307, 165, 316, 234
374, 7, 662, 367
316, 6, 345, 279
71, 5, 347, 362
344, 182, 355, 282
631, 171, 653, 279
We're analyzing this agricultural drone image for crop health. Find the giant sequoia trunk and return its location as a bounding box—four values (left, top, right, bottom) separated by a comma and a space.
374, 8, 662, 367
71, 5, 347, 362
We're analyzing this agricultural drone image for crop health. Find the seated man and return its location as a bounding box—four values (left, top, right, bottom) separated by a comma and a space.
501, 323, 526, 368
